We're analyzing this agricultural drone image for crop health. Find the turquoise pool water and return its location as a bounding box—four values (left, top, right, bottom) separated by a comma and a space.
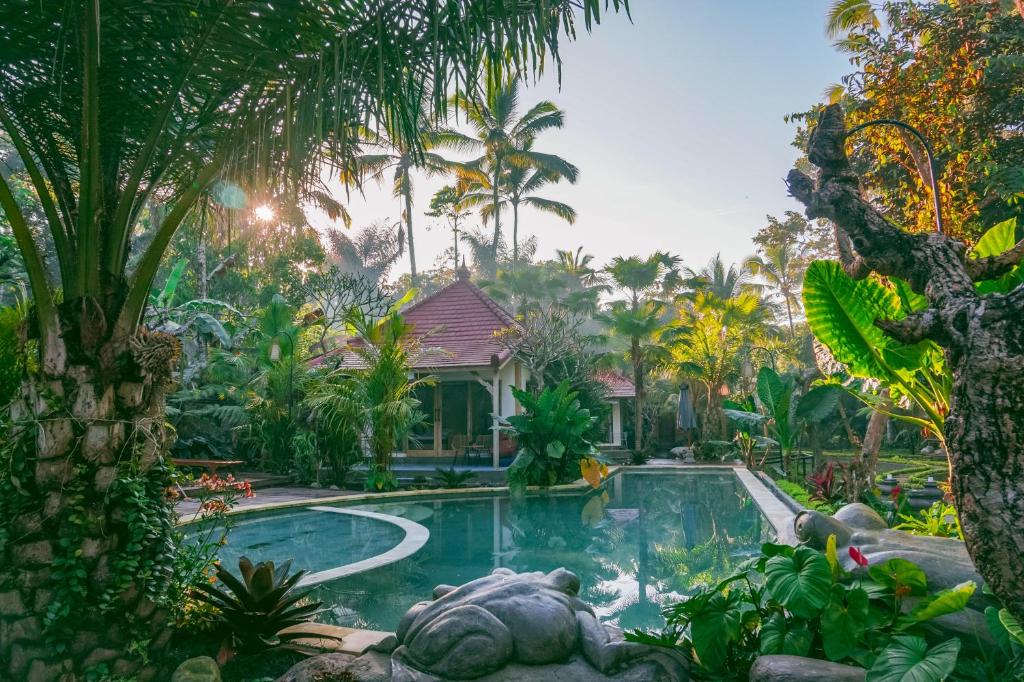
206, 509, 406, 574
217, 470, 772, 632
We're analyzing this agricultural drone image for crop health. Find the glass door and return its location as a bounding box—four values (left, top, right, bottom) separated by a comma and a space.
409, 384, 438, 453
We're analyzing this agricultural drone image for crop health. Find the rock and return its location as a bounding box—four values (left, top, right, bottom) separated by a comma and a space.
391, 567, 688, 681
750, 655, 865, 682
275, 653, 356, 682
0, 590, 26, 616
473, 654, 686, 681
346, 652, 393, 682
171, 656, 222, 682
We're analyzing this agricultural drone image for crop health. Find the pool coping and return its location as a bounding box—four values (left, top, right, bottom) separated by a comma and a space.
296, 507, 431, 587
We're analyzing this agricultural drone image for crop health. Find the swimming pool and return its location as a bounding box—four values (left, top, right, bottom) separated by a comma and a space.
212, 470, 774, 632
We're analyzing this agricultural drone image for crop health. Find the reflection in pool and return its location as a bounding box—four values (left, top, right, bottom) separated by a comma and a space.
216, 471, 772, 632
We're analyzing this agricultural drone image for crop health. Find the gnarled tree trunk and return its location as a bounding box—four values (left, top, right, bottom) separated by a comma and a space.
1, 319, 178, 680
788, 104, 1024, 621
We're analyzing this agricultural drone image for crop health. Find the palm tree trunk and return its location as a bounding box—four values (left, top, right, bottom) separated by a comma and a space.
512, 201, 519, 271
784, 296, 795, 337
404, 184, 417, 284
2, 323, 177, 679
491, 159, 502, 266
632, 337, 644, 452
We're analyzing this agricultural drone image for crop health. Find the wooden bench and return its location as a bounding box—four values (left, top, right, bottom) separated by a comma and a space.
171, 458, 245, 476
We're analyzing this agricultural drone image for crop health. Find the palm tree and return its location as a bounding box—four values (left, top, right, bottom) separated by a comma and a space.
683, 253, 757, 301
601, 252, 681, 452
745, 242, 803, 336
0, 1, 626, 673
440, 76, 576, 265
459, 138, 578, 267
351, 123, 454, 283
324, 220, 406, 284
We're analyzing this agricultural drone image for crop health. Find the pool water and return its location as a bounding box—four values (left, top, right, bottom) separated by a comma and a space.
208, 509, 406, 574
216, 471, 772, 632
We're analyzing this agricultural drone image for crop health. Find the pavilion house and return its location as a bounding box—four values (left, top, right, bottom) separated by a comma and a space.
312, 265, 634, 468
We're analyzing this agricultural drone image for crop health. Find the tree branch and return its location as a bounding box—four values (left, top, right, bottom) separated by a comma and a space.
787, 105, 976, 298
875, 309, 941, 345
966, 239, 1024, 281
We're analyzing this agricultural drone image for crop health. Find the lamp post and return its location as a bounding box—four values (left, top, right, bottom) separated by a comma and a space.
270, 328, 297, 422
845, 119, 944, 235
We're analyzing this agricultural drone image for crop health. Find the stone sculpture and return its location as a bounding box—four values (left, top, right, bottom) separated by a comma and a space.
280, 567, 688, 681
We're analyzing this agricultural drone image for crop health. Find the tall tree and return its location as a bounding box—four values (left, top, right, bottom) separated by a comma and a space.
601, 252, 681, 452
425, 184, 473, 270
440, 75, 574, 265
683, 253, 757, 301
745, 242, 803, 335
350, 121, 454, 283
0, 1, 627, 674
788, 103, 1024, 624
460, 138, 578, 267
822, 0, 1024, 240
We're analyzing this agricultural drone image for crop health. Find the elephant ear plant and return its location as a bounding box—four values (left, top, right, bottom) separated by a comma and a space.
506, 380, 609, 492
624, 539, 1013, 680
194, 556, 331, 661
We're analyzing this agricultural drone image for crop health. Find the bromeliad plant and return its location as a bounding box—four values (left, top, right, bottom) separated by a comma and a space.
193, 557, 328, 660
626, 539, 993, 680
506, 380, 608, 492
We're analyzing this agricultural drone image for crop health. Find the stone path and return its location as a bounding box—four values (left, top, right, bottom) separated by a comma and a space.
175, 485, 359, 517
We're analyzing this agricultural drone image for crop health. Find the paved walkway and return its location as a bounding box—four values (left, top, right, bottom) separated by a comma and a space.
175, 486, 360, 517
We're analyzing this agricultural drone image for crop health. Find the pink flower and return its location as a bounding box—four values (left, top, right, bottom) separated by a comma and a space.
849, 546, 869, 567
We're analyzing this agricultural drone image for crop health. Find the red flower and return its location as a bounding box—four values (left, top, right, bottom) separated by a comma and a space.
849, 546, 869, 567
890, 486, 902, 500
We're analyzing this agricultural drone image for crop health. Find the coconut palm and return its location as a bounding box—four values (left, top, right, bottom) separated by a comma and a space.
0, 0, 626, 673
459, 138, 578, 267
439, 76, 576, 265
745, 242, 804, 336
324, 220, 406, 285
350, 123, 455, 283
601, 252, 681, 452
683, 253, 757, 301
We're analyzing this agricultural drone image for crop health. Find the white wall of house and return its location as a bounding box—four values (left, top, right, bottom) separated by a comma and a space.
599, 399, 623, 447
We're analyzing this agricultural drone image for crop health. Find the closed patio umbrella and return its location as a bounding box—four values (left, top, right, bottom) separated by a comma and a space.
676, 385, 697, 431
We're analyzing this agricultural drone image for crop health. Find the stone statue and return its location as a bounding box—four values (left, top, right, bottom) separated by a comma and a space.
390, 567, 688, 681
794, 503, 987, 602
280, 567, 689, 681
793, 503, 995, 649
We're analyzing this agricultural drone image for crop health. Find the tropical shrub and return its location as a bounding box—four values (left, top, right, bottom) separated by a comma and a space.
432, 467, 478, 489
895, 500, 963, 541
626, 539, 989, 680
506, 380, 607, 492
192, 557, 328, 659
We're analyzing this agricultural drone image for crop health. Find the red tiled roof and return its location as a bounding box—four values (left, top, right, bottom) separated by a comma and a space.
596, 371, 636, 398
312, 278, 517, 370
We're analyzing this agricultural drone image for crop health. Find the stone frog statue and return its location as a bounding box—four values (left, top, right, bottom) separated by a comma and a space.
389, 567, 689, 681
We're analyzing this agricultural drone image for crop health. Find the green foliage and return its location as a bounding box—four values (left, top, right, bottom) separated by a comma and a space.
627, 540, 980, 679
432, 467, 478, 489
0, 304, 25, 405
193, 557, 326, 656
894, 501, 963, 540
506, 380, 601, 492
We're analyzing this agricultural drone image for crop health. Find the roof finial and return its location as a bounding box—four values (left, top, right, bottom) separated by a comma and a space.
457, 257, 471, 281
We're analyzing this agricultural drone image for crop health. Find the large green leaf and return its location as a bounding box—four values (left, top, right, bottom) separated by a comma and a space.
866, 636, 960, 682
796, 385, 841, 423
756, 366, 789, 420
759, 612, 813, 657
869, 558, 928, 597
970, 218, 1023, 293
802, 261, 928, 381
899, 581, 975, 627
821, 586, 869, 661
999, 608, 1024, 646
765, 546, 833, 618
690, 590, 743, 671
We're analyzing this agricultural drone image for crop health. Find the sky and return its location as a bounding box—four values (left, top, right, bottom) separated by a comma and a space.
309, 1, 852, 277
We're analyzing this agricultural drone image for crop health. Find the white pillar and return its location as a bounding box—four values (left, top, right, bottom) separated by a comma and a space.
492, 371, 501, 469
611, 400, 623, 446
